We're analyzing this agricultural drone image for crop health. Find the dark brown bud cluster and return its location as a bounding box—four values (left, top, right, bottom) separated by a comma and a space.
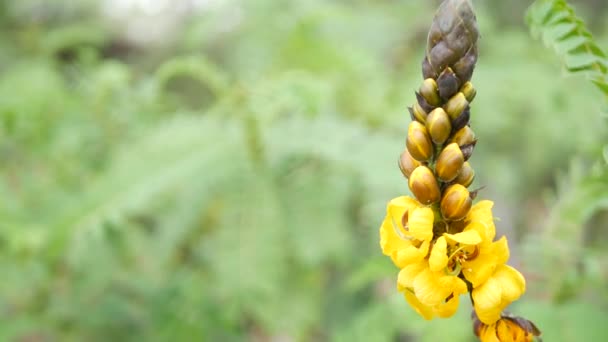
398, 0, 480, 225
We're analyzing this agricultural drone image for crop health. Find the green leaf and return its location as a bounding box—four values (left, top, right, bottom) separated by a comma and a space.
527, 0, 608, 99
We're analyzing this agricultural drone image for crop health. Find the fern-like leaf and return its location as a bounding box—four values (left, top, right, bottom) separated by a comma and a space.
526, 0, 608, 99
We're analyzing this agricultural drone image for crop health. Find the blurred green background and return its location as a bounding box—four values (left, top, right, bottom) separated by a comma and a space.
1, 0, 607, 341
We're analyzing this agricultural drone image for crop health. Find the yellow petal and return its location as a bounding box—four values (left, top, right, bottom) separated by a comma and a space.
414, 269, 467, 306
467, 200, 496, 242
445, 229, 482, 245
389, 196, 420, 211
379, 218, 411, 256
492, 236, 510, 265
408, 207, 434, 241
395, 240, 431, 268
472, 277, 503, 324
429, 237, 448, 272
462, 251, 498, 288
404, 290, 435, 320
413, 269, 448, 306
397, 261, 427, 290
434, 294, 460, 318
495, 264, 526, 302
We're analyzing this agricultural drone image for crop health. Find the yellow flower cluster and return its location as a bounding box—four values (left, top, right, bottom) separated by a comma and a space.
380, 197, 525, 324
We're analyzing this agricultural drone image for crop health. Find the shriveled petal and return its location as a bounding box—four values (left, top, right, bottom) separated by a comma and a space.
434, 294, 460, 318
404, 290, 434, 320
472, 276, 503, 324
445, 229, 482, 245
429, 236, 448, 272
495, 319, 532, 342
462, 251, 498, 288
494, 264, 526, 302
408, 207, 434, 241
492, 236, 510, 265
398, 261, 427, 290
479, 324, 501, 342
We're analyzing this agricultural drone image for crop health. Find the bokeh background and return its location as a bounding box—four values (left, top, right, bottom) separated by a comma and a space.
1, 0, 607, 341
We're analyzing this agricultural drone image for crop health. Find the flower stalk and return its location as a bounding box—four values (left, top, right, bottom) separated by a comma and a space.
379, 1, 541, 340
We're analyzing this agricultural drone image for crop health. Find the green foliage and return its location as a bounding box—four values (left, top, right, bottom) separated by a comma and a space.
526, 0, 608, 99
0, 0, 607, 341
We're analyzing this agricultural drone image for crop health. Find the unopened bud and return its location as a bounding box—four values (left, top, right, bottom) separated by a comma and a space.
416, 92, 434, 113
426, 108, 451, 145
420, 78, 441, 106
455, 161, 475, 187
440, 184, 472, 221
408, 102, 428, 124
445, 92, 469, 120
450, 126, 476, 147
398, 149, 421, 179
437, 67, 460, 101
406, 121, 433, 162
460, 141, 476, 161
460, 81, 477, 102
409, 166, 441, 205
435, 143, 464, 182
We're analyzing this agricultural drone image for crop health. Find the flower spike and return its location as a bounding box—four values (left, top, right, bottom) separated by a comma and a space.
378, 1, 541, 340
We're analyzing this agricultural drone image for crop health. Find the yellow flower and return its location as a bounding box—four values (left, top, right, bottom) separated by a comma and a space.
472, 265, 526, 324
474, 313, 541, 342
379, 196, 433, 268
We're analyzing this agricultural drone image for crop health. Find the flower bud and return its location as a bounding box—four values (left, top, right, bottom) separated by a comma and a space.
461, 142, 476, 161
426, 108, 451, 145
460, 81, 477, 102
408, 102, 428, 124
450, 126, 476, 147
420, 78, 440, 107
441, 184, 472, 221
416, 92, 434, 113
435, 143, 464, 182
445, 92, 469, 120
451, 106, 470, 132
437, 67, 460, 101
455, 161, 475, 187
398, 149, 421, 178
408, 166, 440, 205
406, 121, 433, 162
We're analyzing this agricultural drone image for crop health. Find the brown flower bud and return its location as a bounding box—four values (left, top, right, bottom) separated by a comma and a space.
440, 184, 472, 221
420, 78, 441, 107
450, 126, 476, 147
444, 92, 469, 120
435, 143, 464, 182
398, 149, 421, 179
455, 161, 475, 187
426, 108, 451, 145
406, 121, 433, 162
408, 102, 428, 124
460, 81, 477, 102
408, 166, 441, 205
437, 67, 460, 101
451, 106, 470, 132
